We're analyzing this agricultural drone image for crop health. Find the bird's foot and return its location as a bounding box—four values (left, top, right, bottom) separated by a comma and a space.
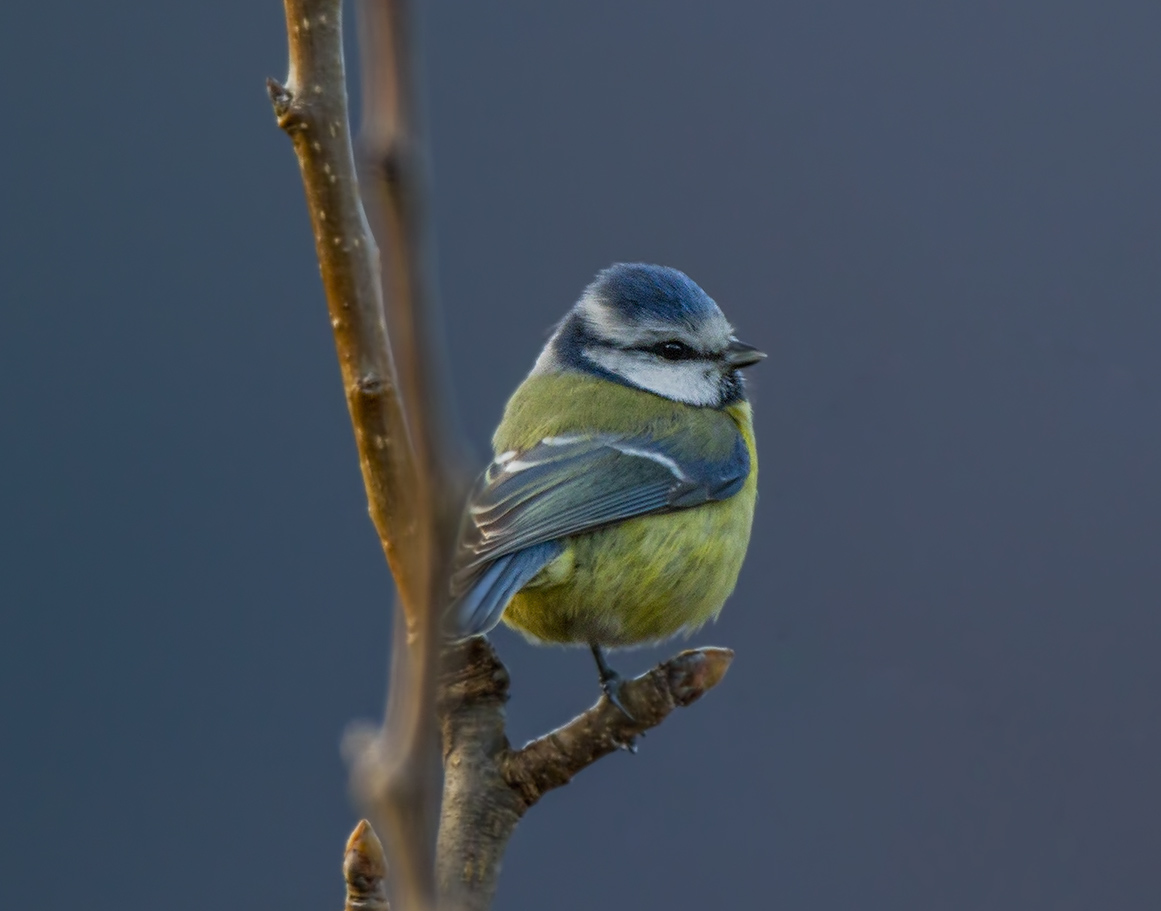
590, 643, 643, 737
599, 669, 637, 724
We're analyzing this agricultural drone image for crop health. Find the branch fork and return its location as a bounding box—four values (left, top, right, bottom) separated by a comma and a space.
434, 638, 733, 910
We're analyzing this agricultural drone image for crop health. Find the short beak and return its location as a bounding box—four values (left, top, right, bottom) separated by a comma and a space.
724, 338, 766, 368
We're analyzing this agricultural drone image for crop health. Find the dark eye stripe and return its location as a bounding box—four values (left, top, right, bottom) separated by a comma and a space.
634, 340, 701, 361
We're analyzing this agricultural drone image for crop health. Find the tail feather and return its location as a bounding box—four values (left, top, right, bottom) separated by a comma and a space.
453, 540, 562, 638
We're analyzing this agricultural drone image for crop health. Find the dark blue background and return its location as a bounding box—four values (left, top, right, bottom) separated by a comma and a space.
3, 2, 1160, 909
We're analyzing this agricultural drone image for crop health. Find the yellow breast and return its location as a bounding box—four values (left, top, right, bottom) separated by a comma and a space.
502, 401, 757, 646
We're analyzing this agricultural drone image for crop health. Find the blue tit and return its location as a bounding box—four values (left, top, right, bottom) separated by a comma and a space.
450, 262, 762, 713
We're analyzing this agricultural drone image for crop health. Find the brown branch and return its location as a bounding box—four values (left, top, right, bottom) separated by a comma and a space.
434, 638, 734, 910
348, 8, 471, 902
347, 4, 473, 909
344, 820, 391, 911
269, 2, 452, 909
435, 641, 524, 911
356, 0, 462, 493
503, 646, 735, 806
267, 0, 419, 610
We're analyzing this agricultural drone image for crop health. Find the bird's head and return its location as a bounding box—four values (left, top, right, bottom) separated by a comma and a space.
537, 263, 764, 407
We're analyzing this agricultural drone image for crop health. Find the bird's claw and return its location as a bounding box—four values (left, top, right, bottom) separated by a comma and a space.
591, 644, 644, 745
600, 672, 637, 724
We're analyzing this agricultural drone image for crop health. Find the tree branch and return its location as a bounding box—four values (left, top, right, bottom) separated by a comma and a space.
269, 2, 451, 909
267, 1, 418, 609
503, 646, 734, 807
348, 8, 470, 899
435, 641, 524, 911
347, 4, 472, 909
356, 0, 461, 490
434, 638, 734, 910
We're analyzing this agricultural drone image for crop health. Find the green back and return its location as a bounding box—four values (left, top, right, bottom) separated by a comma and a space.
496, 372, 742, 462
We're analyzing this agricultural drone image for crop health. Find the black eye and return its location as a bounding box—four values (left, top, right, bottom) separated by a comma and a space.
650, 340, 696, 360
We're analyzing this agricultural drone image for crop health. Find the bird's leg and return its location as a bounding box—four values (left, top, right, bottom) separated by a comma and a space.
590, 643, 636, 725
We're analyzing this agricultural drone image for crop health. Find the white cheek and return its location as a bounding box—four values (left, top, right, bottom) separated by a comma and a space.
583, 348, 721, 406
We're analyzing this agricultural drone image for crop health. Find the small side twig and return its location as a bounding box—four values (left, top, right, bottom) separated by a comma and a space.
344, 820, 391, 911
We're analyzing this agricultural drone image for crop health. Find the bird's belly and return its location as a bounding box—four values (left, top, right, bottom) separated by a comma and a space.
502, 487, 756, 647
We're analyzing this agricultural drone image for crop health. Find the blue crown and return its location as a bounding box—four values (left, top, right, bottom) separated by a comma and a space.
586, 263, 719, 330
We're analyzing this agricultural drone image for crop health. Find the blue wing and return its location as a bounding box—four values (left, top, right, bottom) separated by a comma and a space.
450, 429, 749, 637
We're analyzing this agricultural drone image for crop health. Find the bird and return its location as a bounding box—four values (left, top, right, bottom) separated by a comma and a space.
449, 262, 762, 717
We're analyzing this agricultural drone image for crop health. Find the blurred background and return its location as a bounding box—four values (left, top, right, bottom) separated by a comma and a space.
3, 2, 1160, 909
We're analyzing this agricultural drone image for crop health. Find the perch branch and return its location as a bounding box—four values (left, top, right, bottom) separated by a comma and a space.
434, 638, 734, 910
503, 646, 735, 806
